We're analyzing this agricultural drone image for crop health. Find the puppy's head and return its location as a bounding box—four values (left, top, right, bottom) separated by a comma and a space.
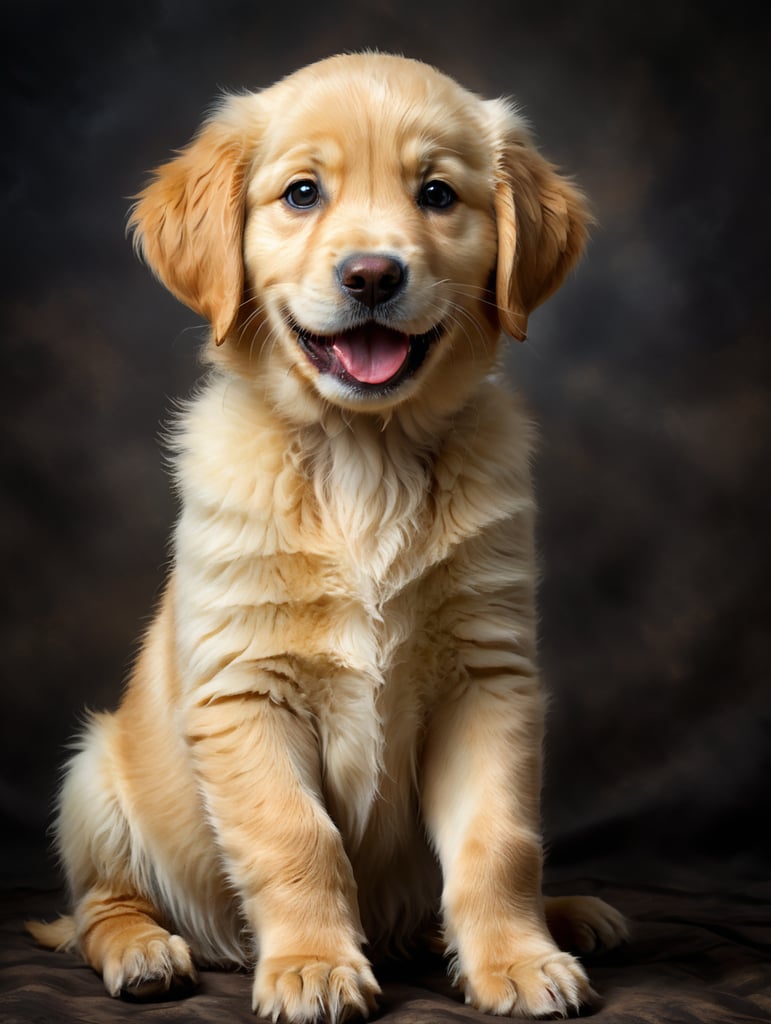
130, 54, 590, 418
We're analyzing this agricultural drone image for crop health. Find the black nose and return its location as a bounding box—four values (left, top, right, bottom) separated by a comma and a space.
338, 254, 405, 308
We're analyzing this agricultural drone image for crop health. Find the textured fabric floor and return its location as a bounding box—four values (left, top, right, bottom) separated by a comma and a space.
3, 873, 770, 1023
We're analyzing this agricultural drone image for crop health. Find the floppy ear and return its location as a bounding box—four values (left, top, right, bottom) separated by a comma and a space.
128, 109, 248, 345
488, 100, 592, 341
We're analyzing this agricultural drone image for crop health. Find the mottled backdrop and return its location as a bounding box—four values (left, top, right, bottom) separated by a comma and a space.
2, 0, 769, 893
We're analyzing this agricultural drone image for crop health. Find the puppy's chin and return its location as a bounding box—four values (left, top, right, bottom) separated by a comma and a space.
285, 317, 446, 412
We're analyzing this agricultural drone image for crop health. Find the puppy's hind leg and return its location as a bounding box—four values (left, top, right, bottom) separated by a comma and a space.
28, 857, 198, 1001
31, 711, 198, 1000
544, 894, 629, 955
72, 886, 197, 1000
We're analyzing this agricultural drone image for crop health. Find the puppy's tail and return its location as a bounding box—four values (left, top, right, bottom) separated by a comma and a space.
26, 915, 77, 952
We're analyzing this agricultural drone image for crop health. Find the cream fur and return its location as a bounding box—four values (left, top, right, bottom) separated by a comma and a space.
28, 53, 627, 1021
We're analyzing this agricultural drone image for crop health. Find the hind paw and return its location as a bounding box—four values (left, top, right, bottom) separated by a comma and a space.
544, 894, 629, 954
102, 931, 197, 1000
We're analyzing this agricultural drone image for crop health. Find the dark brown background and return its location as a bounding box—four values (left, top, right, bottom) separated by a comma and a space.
2, 1, 770, 1021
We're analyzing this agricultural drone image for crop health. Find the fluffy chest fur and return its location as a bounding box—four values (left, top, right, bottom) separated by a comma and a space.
170, 371, 536, 851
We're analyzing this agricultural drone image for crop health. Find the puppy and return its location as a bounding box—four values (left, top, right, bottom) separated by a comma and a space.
29, 53, 627, 1020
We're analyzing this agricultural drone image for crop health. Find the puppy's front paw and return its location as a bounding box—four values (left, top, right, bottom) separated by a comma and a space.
463, 948, 595, 1018
252, 953, 380, 1023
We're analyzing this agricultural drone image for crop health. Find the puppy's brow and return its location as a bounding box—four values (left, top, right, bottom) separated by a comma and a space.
269, 138, 345, 176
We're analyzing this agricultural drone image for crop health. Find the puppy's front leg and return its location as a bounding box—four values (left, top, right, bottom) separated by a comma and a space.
422, 675, 594, 1018
185, 686, 379, 1022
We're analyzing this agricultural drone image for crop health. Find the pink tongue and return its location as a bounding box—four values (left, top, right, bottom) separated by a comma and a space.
332, 325, 410, 384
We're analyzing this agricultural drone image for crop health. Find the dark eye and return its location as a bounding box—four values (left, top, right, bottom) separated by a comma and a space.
418, 179, 457, 210
283, 180, 320, 209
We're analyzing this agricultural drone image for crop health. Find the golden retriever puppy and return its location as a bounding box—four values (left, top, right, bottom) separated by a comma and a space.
29, 53, 627, 1020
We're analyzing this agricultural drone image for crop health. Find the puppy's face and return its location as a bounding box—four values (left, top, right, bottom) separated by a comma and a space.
131, 54, 590, 417
241, 61, 499, 410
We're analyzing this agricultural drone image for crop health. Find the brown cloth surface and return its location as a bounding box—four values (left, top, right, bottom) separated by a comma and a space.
3, 873, 770, 1023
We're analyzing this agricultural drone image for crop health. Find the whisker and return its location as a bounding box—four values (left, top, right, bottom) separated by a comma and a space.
449, 283, 511, 318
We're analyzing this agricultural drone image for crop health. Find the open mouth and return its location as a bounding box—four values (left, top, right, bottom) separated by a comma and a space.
290, 319, 444, 393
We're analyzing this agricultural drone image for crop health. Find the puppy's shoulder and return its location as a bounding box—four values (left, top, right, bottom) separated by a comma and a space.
437, 378, 535, 501
422, 378, 535, 561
